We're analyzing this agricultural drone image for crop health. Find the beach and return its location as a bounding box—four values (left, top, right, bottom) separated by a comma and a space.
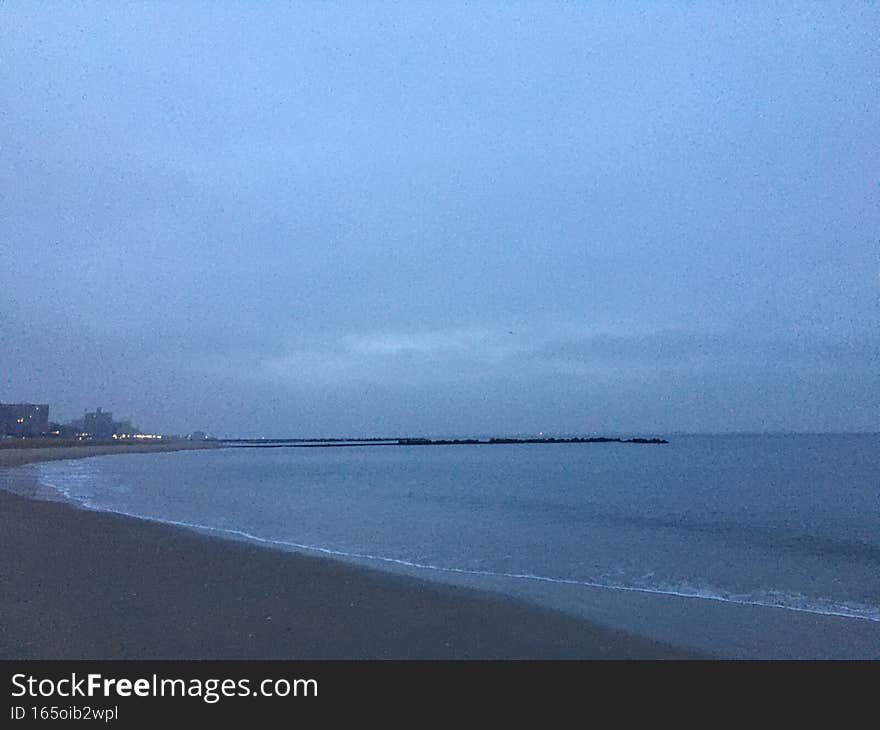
0, 446, 696, 659
0, 440, 223, 468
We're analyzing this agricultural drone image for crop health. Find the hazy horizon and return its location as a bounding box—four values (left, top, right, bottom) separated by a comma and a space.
2, 3, 877, 437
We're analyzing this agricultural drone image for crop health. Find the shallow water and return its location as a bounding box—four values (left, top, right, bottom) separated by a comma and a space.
4, 434, 879, 657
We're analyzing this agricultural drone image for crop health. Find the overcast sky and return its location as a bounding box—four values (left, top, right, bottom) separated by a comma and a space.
1, 2, 877, 437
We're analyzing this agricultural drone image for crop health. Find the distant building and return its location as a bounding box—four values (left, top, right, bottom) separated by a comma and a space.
113, 420, 134, 437
48, 421, 79, 438
0, 403, 49, 437
83, 407, 114, 440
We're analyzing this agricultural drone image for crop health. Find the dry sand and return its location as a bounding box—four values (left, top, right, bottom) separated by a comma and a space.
0, 439, 222, 467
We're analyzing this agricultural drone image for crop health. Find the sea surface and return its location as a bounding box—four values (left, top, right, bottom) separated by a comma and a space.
3, 434, 879, 657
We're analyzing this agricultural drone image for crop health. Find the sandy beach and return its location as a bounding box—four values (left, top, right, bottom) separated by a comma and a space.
0, 439, 223, 467
0, 445, 696, 659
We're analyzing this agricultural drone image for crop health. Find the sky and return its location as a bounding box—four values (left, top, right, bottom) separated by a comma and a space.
1, 2, 877, 437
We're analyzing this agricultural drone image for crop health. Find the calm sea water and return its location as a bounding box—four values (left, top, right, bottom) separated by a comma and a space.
4, 434, 879, 656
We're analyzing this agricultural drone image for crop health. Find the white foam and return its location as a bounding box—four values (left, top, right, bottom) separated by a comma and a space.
24, 463, 880, 625
47, 495, 880, 625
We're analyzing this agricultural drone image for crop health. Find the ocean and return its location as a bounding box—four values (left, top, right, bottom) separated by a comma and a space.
4, 434, 879, 658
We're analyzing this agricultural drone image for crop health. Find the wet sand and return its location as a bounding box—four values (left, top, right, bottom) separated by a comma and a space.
0, 450, 697, 658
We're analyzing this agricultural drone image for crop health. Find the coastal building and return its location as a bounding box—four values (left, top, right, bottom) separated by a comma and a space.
83, 407, 115, 440
114, 420, 134, 436
0, 403, 50, 437
48, 422, 80, 438
70, 410, 150, 440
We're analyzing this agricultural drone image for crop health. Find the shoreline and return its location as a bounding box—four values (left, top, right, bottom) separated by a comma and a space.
3, 444, 877, 658
0, 447, 698, 659
0, 440, 224, 468
0, 488, 697, 659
